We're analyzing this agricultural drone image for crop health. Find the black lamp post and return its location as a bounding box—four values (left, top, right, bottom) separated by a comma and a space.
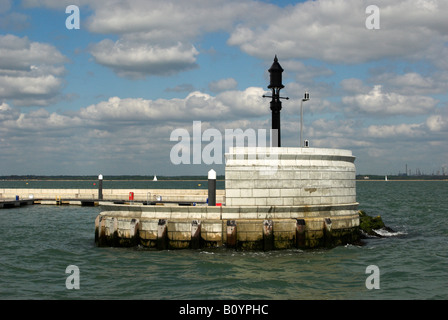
263, 55, 288, 147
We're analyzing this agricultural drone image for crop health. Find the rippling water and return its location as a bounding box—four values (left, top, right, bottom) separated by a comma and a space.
0, 181, 447, 300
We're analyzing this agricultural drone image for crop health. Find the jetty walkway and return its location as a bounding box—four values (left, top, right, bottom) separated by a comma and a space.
0, 188, 226, 209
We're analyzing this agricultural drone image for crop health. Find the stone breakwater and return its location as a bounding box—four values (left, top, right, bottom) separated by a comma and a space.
95, 203, 360, 250
95, 147, 360, 250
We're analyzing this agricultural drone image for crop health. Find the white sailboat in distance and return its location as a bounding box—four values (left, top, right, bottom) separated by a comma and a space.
153, 175, 157, 181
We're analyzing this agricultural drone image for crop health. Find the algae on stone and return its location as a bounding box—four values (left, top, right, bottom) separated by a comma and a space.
358, 210, 394, 237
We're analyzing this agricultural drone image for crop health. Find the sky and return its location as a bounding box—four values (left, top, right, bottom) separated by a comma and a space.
0, 0, 447, 177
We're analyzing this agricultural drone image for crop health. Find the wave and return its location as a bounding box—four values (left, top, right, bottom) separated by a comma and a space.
372, 227, 407, 237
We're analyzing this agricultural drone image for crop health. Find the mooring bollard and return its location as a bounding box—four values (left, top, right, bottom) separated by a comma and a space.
109, 217, 119, 246
98, 174, 103, 200
263, 220, 274, 251
130, 218, 139, 237
324, 218, 333, 247
296, 219, 306, 248
226, 220, 237, 248
157, 219, 168, 250
94, 215, 104, 245
190, 220, 201, 249
208, 169, 216, 206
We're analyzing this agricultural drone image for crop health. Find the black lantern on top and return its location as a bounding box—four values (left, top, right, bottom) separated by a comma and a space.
263, 55, 288, 147
268, 55, 284, 91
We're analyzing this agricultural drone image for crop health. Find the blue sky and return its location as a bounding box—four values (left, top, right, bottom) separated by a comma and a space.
1, 0, 447, 176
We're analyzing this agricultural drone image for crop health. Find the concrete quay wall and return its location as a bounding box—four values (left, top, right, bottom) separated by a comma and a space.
95, 203, 360, 250
0, 188, 225, 203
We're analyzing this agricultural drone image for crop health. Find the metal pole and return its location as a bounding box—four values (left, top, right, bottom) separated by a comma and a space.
300, 100, 303, 147
271, 102, 281, 147
300, 92, 309, 147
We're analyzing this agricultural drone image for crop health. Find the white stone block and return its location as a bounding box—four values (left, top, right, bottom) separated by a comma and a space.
187, 211, 203, 219
225, 171, 240, 180
231, 197, 256, 206
253, 189, 269, 198
280, 189, 297, 197
282, 197, 294, 206
267, 197, 283, 206
266, 179, 283, 189
221, 211, 240, 220
231, 179, 255, 189
273, 211, 291, 219
170, 211, 187, 219
253, 179, 268, 188
242, 189, 253, 197
203, 222, 222, 233
206, 211, 221, 219
225, 189, 241, 198
240, 212, 258, 219
269, 189, 281, 197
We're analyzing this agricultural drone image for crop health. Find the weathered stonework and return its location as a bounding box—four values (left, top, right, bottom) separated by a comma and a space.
95, 203, 360, 250
95, 147, 360, 250
225, 147, 356, 207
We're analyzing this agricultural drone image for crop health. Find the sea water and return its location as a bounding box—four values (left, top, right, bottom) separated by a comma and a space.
0, 181, 447, 300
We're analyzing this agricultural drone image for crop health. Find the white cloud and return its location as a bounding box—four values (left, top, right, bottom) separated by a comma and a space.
370, 72, 448, 95
2, 0, 447, 176
217, 87, 267, 117
342, 85, 437, 116
367, 123, 425, 139
209, 78, 238, 93
0, 34, 66, 70
2, 86, 268, 135
2, 108, 83, 133
227, 0, 448, 65
426, 106, 448, 132
89, 39, 199, 78
0, 34, 67, 106
84, 0, 276, 78
85, 0, 273, 39
0, 86, 269, 175
426, 115, 445, 132
340, 78, 370, 94
0, 102, 18, 121
1, 87, 446, 175
78, 87, 267, 123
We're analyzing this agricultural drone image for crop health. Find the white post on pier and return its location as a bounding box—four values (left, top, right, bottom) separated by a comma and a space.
208, 169, 216, 206
98, 174, 103, 200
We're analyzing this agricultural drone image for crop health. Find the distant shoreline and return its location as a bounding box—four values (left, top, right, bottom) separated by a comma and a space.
356, 179, 448, 181
0, 176, 225, 181
0, 179, 225, 182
